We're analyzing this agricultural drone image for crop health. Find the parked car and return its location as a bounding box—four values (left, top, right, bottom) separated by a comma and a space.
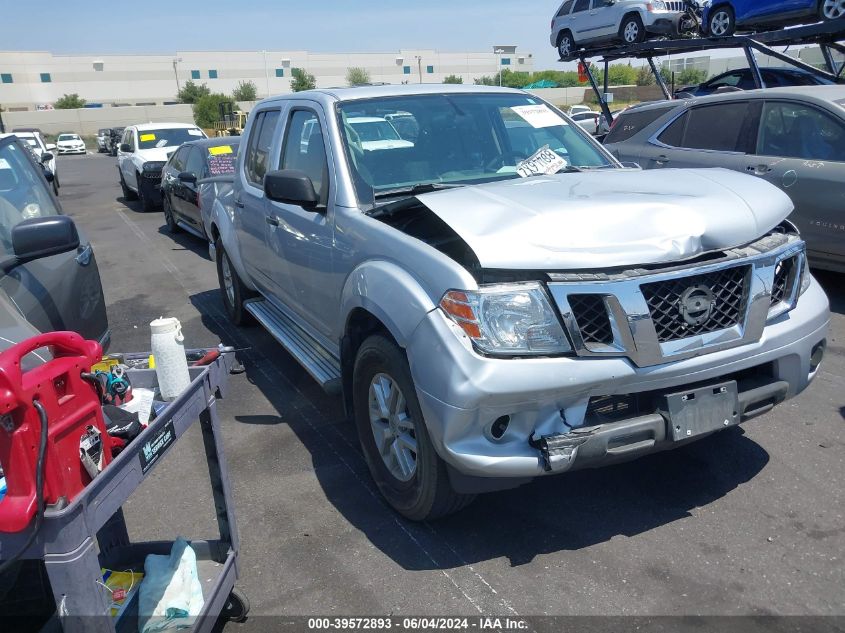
571, 110, 602, 134
0, 132, 59, 195
676, 67, 836, 97
213, 84, 828, 520
567, 105, 594, 117
0, 135, 110, 350
117, 122, 206, 212
107, 127, 124, 156
55, 133, 86, 155
161, 136, 240, 241
603, 86, 845, 273
703, 0, 845, 36
551, 0, 687, 58
96, 128, 110, 153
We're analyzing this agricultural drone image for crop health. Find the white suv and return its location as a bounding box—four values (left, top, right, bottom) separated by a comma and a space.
551, 0, 686, 58
117, 122, 206, 211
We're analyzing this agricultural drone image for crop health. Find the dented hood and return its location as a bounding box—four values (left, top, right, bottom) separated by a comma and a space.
416, 168, 793, 270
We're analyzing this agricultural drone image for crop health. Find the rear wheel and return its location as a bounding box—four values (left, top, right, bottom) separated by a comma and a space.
216, 240, 255, 325
619, 14, 646, 44
821, 0, 845, 20
708, 6, 735, 36
557, 30, 574, 59
353, 335, 475, 521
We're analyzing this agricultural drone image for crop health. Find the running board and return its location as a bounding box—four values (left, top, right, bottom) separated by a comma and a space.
244, 298, 342, 394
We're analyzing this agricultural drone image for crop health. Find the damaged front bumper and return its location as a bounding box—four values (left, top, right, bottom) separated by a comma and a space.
406, 278, 829, 492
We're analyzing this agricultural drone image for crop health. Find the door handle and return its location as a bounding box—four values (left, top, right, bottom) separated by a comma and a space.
266, 216, 279, 227
747, 164, 772, 175
655, 155, 669, 165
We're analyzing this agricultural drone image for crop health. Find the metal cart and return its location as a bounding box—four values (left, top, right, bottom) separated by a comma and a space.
0, 353, 247, 632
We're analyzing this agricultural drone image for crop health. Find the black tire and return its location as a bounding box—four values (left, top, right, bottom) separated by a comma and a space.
708, 6, 735, 36
163, 194, 180, 233
119, 170, 137, 201
619, 14, 646, 44
216, 240, 256, 325
137, 173, 156, 212
557, 30, 575, 59
353, 335, 475, 521
220, 588, 250, 623
820, 0, 845, 20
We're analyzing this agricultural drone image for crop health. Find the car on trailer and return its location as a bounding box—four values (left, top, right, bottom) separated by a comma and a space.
703, 0, 845, 37
603, 85, 845, 273
675, 66, 836, 97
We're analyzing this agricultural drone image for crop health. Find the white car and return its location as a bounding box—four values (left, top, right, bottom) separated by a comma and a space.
55, 133, 86, 154
551, 0, 686, 58
567, 105, 595, 117
0, 132, 59, 192
570, 110, 601, 134
117, 122, 206, 212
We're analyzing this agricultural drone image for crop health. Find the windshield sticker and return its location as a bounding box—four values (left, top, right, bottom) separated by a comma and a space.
188, 129, 203, 136
208, 145, 233, 155
208, 154, 236, 176
0, 158, 10, 170
516, 145, 567, 178
155, 140, 170, 148
139, 133, 156, 142
510, 104, 567, 129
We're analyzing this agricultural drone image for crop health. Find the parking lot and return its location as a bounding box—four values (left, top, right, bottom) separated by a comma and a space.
56, 150, 844, 625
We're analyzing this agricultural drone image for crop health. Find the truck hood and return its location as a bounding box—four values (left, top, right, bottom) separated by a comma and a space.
136, 146, 179, 163
415, 168, 793, 270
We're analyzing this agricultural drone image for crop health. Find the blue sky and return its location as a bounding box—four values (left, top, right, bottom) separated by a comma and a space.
2, 0, 567, 69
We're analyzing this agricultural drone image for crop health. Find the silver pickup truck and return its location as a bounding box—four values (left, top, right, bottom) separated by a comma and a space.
211, 84, 829, 520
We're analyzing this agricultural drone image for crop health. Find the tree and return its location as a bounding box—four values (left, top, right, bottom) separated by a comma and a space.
177, 80, 210, 104
232, 80, 257, 102
635, 65, 656, 86
290, 68, 316, 92
676, 68, 708, 86
443, 74, 463, 84
346, 67, 371, 86
474, 75, 496, 86
192, 92, 231, 128
604, 63, 637, 86
54, 93, 86, 109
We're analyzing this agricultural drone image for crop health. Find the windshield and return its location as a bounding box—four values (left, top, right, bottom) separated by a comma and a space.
137, 127, 204, 150
57, 134, 79, 142
0, 141, 60, 257
349, 119, 401, 142
338, 93, 613, 205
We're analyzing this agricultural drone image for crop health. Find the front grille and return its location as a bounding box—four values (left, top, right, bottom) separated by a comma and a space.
142, 171, 163, 180
664, 1, 685, 11
569, 294, 613, 345
771, 256, 797, 306
641, 266, 750, 343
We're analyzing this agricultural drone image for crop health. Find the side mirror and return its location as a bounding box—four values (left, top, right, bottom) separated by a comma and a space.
119, 143, 132, 153
264, 169, 320, 208
41, 152, 54, 163
45, 143, 56, 151
12, 216, 80, 262
178, 171, 197, 184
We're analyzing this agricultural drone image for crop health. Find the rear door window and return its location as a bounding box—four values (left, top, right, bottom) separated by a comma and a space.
657, 111, 688, 147
604, 105, 677, 143
757, 101, 845, 162
679, 102, 751, 152
572, 0, 589, 12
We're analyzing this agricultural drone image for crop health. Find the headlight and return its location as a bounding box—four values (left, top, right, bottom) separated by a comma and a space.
440, 283, 572, 356
143, 161, 166, 172
800, 254, 811, 295
649, 0, 667, 10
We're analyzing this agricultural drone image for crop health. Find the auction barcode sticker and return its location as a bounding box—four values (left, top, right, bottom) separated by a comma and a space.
516, 145, 567, 178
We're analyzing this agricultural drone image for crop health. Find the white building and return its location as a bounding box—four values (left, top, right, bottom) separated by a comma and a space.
0, 48, 535, 110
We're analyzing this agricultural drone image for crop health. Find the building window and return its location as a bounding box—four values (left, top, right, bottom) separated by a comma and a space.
501, 58, 511, 66
208, 69, 218, 79
275, 68, 285, 77
191, 70, 200, 80
426, 65, 434, 74
40, 73, 51, 83
0, 73, 12, 84
403, 66, 411, 75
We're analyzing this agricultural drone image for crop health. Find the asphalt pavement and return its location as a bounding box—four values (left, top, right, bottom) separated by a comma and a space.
55, 152, 844, 628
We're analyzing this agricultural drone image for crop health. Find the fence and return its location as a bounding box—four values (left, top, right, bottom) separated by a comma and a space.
1, 104, 195, 135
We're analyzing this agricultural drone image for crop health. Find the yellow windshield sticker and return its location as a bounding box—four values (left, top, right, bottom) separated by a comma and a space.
208, 145, 233, 155
139, 133, 156, 142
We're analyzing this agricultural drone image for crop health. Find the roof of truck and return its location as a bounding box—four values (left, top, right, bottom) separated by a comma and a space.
257, 83, 526, 107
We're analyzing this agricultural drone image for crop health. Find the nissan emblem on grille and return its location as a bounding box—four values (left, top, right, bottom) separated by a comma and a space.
679, 284, 716, 327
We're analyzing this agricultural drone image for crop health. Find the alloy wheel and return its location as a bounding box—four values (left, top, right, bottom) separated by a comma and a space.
558, 35, 572, 58
710, 11, 731, 35
221, 251, 235, 307
623, 21, 640, 43
822, 0, 845, 19
368, 373, 417, 482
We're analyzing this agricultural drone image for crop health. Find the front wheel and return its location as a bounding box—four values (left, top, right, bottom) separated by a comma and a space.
619, 14, 646, 44
216, 240, 255, 325
137, 174, 156, 212
708, 6, 735, 36
119, 170, 137, 201
353, 335, 475, 521
821, 0, 845, 20
163, 195, 180, 233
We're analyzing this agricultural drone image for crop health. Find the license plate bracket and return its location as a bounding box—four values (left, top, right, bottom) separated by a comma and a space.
660, 380, 740, 442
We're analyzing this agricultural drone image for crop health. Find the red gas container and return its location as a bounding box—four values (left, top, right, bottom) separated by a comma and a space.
0, 332, 112, 533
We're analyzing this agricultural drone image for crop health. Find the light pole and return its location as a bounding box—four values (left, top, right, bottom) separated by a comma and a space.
494, 49, 504, 86
415, 56, 422, 84
172, 57, 182, 94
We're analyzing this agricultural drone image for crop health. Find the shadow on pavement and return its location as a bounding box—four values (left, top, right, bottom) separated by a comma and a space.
189, 289, 771, 569
157, 225, 211, 260
814, 270, 844, 315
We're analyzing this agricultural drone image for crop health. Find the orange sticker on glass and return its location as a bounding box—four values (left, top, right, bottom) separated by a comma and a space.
139, 133, 156, 142
208, 145, 233, 155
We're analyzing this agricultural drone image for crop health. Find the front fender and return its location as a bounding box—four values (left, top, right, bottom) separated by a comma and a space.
340, 260, 437, 348
210, 197, 255, 292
